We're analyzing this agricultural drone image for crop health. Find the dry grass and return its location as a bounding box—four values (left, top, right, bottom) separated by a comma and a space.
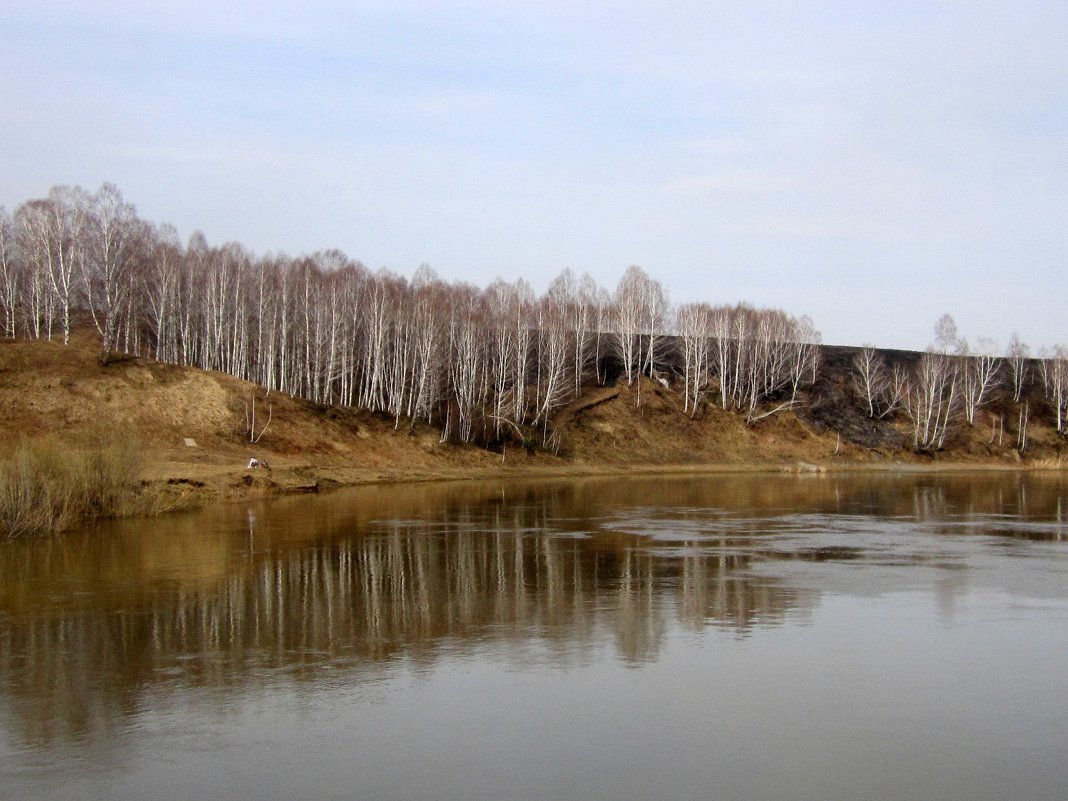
0, 431, 156, 538
1029, 456, 1067, 470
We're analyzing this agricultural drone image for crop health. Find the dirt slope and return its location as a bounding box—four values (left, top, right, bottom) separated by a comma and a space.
0, 335, 1063, 508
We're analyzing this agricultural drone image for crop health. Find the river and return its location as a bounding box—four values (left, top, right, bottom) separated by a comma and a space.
1, 472, 1067, 800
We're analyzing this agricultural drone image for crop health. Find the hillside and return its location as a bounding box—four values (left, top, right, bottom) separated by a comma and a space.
0, 334, 1064, 510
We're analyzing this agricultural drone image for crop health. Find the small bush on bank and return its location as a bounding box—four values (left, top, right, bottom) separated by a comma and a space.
0, 434, 149, 539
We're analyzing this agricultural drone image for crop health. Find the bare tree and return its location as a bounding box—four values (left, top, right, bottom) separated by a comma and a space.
0, 207, 17, 339
709, 304, 737, 410
852, 345, 887, 418
934, 313, 958, 354
958, 337, 1001, 425
407, 265, 445, 424
1039, 346, 1068, 434
176, 231, 208, 369
1006, 332, 1030, 403
142, 224, 182, 363
676, 302, 713, 416
908, 349, 959, 451
337, 257, 369, 406
444, 284, 487, 443
245, 390, 273, 443
640, 271, 669, 382
533, 274, 574, 439
787, 315, 821, 405
359, 270, 399, 411
15, 187, 89, 344
590, 282, 612, 386
883, 362, 910, 419
1017, 401, 1030, 451
612, 264, 668, 409
81, 183, 143, 355
613, 265, 645, 386
574, 273, 598, 394
251, 256, 284, 391
485, 279, 517, 438
510, 279, 535, 424
743, 310, 814, 423
319, 267, 352, 407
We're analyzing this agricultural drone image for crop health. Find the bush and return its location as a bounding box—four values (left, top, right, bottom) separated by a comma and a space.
0, 433, 146, 539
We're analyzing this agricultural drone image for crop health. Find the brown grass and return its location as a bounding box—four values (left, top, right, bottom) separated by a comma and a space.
0, 431, 156, 538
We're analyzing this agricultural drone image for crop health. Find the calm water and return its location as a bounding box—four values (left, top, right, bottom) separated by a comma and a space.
2, 472, 1067, 801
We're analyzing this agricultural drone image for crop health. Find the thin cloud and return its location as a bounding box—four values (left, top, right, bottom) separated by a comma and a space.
732, 216, 851, 239
670, 171, 799, 194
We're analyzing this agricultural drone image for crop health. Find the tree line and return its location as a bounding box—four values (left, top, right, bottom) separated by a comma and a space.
0, 183, 1064, 452
850, 313, 1065, 452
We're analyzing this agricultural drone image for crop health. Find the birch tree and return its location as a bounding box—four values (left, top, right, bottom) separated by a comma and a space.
1040, 346, 1068, 434
485, 279, 519, 438
318, 267, 352, 406
142, 224, 182, 363
590, 282, 612, 386
640, 271, 669, 381
407, 265, 445, 424
81, 183, 142, 354
852, 345, 887, 418
176, 233, 206, 369
934, 313, 958, 353
744, 310, 794, 422
883, 362, 911, 419
533, 274, 573, 436
15, 188, 89, 344
613, 265, 645, 386
358, 270, 399, 410
250, 256, 283, 390
786, 314, 821, 405
909, 349, 959, 451
958, 337, 1001, 425
510, 279, 535, 425
0, 208, 17, 339
1006, 332, 1030, 403
445, 284, 487, 443
709, 304, 737, 410
573, 273, 598, 394
676, 302, 713, 416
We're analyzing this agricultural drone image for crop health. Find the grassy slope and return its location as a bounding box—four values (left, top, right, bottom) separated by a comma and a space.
1, 334, 1063, 508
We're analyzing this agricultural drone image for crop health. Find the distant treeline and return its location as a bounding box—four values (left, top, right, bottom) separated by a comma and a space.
0, 184, 1064, 452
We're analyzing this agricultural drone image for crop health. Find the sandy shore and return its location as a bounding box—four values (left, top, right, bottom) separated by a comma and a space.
143, 448, 1059, 512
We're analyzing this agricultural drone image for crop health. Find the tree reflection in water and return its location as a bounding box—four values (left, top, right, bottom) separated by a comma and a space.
1, 471, 1066, 750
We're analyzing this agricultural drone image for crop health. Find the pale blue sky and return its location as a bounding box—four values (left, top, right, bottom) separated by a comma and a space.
2, 1, 1065, 350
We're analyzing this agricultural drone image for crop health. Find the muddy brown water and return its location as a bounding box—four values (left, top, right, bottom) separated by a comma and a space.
2, 472, 1067, 801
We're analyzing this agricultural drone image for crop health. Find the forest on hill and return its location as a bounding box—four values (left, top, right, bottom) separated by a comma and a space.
1, 183, 1065, 459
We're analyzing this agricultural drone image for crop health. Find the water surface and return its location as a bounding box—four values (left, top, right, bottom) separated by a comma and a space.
2, 472, 1067, 800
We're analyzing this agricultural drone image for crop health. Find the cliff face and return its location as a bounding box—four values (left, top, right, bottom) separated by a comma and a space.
1, 334, 1064, 494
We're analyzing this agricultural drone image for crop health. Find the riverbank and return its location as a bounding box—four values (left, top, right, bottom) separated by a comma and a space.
144, 448, 1063, 511
2, 334, 1065, 525
139, 440, 1059, 514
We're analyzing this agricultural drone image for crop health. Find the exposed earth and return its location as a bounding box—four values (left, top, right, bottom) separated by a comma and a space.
1, 334, 1063, 512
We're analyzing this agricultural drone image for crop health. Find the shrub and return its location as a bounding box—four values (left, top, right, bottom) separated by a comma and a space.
0, 433, 147, 539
